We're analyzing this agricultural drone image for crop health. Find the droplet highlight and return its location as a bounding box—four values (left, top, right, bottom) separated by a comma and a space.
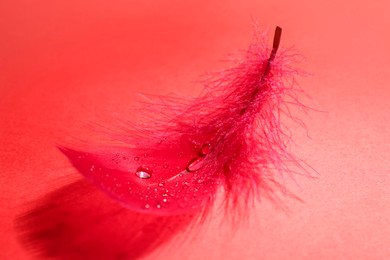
135, 166, 152, 179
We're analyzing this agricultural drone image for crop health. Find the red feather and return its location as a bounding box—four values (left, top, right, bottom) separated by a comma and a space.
61, 26, 305, 216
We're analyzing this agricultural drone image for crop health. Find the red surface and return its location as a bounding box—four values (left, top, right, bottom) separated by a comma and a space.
1, 0, 390, 259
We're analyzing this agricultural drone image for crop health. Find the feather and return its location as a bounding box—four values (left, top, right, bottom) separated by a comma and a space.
60, 26, 305, 216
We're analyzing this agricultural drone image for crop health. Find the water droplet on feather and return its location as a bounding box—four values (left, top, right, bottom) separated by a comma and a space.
200, 143, 211, 156
135, 167, 152, 179
186, 157, 204, 172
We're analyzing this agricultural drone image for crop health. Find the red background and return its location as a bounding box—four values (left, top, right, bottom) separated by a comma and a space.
1, 0, 390, 259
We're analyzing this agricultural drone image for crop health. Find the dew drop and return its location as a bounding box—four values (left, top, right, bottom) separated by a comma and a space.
163, 164, 169, 169
186, 157, 204, 172
158, 182, 165, 187
135, 166, 152, 179
134, 157, 140, 161
162, 198, 168, 203
90, 165, 95, 171
144, 204, 150, 209
156, 204, 161, 209
200, 143, 211, 156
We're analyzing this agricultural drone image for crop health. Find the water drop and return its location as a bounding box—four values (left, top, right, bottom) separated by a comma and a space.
163, 164, 169, 169
90, 165, 95, 171
162, 198, 168, 203
200, 143, 211, 156
134, 157, 140, 161
156, 204, 161, 209
158, 182, 165, 187
135, 166, 152, 179
186, 157, 204, 172
144, 204, 150, 209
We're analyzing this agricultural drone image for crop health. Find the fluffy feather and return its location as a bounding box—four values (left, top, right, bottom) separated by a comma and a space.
61, 26, 305, 216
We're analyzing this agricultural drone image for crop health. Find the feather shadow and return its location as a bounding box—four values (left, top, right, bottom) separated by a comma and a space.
15, 179, 196, 259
